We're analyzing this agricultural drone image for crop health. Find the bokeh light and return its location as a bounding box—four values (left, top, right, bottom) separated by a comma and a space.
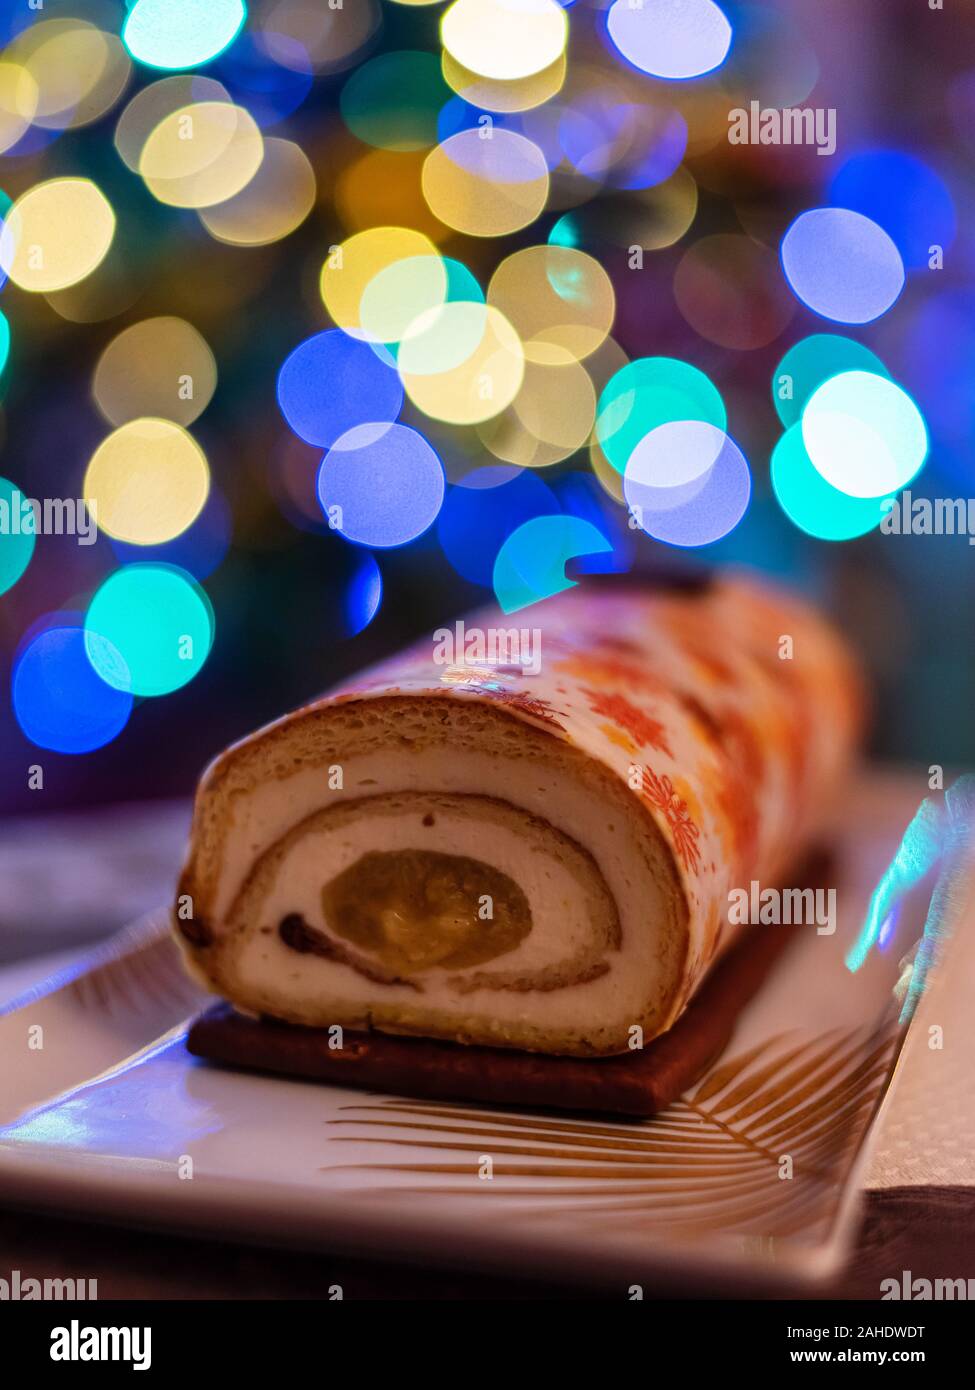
674, 234, 794, 350
771, 425, 886, 541
829, 149, 956, 271
0, 178, 115, 292
43, 254, 141, 326
277, 330, 404, 448
399, 304, 525, 424
343, 551, 383, 636
439, 97, 530, 152
0, 59, 38, 154
85, 564, 215, 697
441, 0, 569, 83
395, 297, 489, 378
123, 0, 247, 71
0, 475, 35, 595
772, 333, 890, 429
607, 0, 733, 81
477, 357, 596, 467
12, 626, 133, 755
802, 370, 929, 499
9, 18, 132, 132
623, 422, 751, 547
493, 515, 613, 612
596, 356, 727, 474
114, 74, 232, 171
555, 471, 633, 572
487, 245, 615, 364
320, 227, 442, 339
341, 51, 449, 151
213, 32, 313, 127
84, 419, 210, 546
558, 96, 687, 190
422, 129, 550, 237
442, 48, 566, 113
440, 257, 485, 308
256, 0, 381, 76
360, 255, 449, 346
139, 101, 264, 208
781, 208, 905, 324
198, 136, 315, 245
0, 0, 962, 769
93, 317, 217, 427
590, 435, 626, 506
437, 466, 557, 585
317, 423, 445, 548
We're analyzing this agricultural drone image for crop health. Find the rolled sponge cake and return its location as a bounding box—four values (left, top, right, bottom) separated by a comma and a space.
175, 573, 863, 1057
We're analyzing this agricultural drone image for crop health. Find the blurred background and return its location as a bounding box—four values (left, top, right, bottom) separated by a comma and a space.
0, 0, 971, 960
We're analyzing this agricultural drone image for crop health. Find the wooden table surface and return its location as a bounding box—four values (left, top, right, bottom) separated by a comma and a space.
1, 1186, 973, 1300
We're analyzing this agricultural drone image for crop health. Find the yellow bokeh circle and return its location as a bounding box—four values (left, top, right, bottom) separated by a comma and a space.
441, 49, 565, 114
400, 304, 525, 425
360, 255, 448, 345
0, 178, 115, 293
140, 102, 264, 209
320, 226, 441, 338
478, 357, 596, 467
487, 245, 615, 364
397, 300, 489, 378
11, 19, 131, 132
422, 129, 549, 238
115, 75, 231, 172
0, 61, 39, 154
84, 418, 210, 546
93, 318, 217, 427
441, 0, 568, 83
199, 138, 316, 246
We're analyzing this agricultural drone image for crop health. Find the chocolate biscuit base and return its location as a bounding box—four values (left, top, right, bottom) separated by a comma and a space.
187, 918, 802, 1118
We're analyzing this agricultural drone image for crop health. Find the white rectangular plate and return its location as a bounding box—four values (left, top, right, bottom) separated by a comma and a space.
0, 777, 948, 1292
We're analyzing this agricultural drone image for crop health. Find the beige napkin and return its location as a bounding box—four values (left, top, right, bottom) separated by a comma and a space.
867, 889, 975, 1189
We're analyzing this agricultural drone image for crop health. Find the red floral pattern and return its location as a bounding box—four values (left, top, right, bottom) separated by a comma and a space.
713, 708, 764, 879
555, 652, 666, 693
479, 688, 566, 729
582, 688, 673, 757
639, 767, 702, 875
325, 573, 862, 1032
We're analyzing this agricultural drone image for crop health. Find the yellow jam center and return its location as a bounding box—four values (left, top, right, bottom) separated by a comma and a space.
321, 849, 532, 975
